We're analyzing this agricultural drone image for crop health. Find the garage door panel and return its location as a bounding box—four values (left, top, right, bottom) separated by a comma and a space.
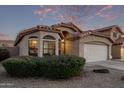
84, 44, 107, 62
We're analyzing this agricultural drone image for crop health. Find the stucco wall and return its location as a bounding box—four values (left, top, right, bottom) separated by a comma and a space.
56, 26, 80, 56
99, 28, 122, 41
112, 45, 121, 59
18, 32, 40, 56
6, 46, 19, 57
110, 27, 122, 41
39, 31, 61, 57
79, 35, 112, 59
18, 31, 61, 57
65, 39, 79, 56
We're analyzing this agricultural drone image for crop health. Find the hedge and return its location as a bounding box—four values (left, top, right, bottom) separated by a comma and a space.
2, 55, 85, 79
0, 47, 10, 62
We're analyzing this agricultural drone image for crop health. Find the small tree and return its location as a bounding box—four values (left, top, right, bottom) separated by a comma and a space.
0, 47, 10, 62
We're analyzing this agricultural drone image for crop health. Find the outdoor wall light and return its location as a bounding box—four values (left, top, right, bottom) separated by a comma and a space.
61, 39, 64, 43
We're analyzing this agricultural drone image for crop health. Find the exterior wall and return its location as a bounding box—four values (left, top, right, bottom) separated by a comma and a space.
56, 26, 80, 56
39, 31, 61, 57
18, 31, 61, 57
112, 44, 121, 59
6, 46, 19, 57
102, 27, 123, 59
79, 35, 112, 59
18, 32, 40, 56
99, 28, 122, 41
65, 39, 79, 56
73, 39, 79, 56
110, 27, 122, 41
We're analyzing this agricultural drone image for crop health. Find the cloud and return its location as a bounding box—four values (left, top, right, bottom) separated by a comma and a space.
97, 13, 116, 20
34, 5, 122, 30
59, 15, 77, 22
92, 24, 104, 30
95, 5, 116, 20
0, 33, 9, 40
0, 33, 6, 36
34, 8, 53, 15
98, 5, 112, 12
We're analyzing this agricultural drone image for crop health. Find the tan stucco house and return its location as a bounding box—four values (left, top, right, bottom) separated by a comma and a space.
14, 22, 124, 62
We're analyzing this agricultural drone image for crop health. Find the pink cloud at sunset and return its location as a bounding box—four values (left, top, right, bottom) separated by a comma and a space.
95, 5, 115, 20
33, 5, 124, 30
34, 6, 118, 23
0, 33, 9, 40
1, 6, 124, 40
34, 8, 53, 15
98, 5, 112, 12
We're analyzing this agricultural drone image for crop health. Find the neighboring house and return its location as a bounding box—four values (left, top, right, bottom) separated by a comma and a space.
14, 22, 124, 62
0, 40, 19, 57
0, 40, 14, 47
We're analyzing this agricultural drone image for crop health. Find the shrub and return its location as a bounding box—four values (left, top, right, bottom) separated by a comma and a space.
35, 55, 85, 78
2, 56, 38, 77
2, 55, 85, 79
0, 47, 10, 62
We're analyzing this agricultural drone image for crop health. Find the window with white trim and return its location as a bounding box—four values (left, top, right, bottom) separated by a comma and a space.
43, 35, 56, 56
28, 36, 38, 56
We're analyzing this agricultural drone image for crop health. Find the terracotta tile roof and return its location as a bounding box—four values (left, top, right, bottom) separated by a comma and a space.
14, 25, 63, 46
91, 25, 123, 34
81, 30, 113, 42
15, 22, 84, 46
15, 23, 122, 46
92, 25, 124, 44
51, 22, 83, 33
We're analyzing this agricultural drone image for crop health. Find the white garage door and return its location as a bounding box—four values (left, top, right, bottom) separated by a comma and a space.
84, 44, 108, 62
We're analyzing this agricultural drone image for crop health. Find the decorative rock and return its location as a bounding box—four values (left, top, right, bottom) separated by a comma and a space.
93, 69, 110, 73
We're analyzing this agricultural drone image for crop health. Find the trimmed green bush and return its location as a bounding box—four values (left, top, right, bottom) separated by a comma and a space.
2, 55, 85, 79
0, 47, 10, 62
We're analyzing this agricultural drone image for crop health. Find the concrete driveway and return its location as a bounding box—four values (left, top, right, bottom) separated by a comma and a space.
86, 60, 124, 71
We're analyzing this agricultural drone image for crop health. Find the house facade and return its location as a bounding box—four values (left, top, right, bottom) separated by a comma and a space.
14, 22, 124, 62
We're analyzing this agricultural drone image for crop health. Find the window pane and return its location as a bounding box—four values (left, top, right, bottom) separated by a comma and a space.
44, 42, 48, 48
29, 40, 38, 48
49, 44, 55, 48
44, 49, 48, 53
43, 41, 55, 56
28, 38, 38, 56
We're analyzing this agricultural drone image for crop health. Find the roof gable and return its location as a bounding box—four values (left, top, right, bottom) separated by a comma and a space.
51, 22, 83, 33
14, 25, 63, 46
91, 25, 124, 34
81, 30, 113, 43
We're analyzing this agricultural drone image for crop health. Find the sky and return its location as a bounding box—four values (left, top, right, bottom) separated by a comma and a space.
1, 5, 124, 40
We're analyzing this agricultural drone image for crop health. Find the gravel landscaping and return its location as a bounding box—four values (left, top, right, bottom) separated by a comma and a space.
0, 64, 124, 88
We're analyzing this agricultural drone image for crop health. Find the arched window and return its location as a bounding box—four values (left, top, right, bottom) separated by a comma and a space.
43, 35, 56, 56
28, 36, 38, 56
43, 35, 55, 40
